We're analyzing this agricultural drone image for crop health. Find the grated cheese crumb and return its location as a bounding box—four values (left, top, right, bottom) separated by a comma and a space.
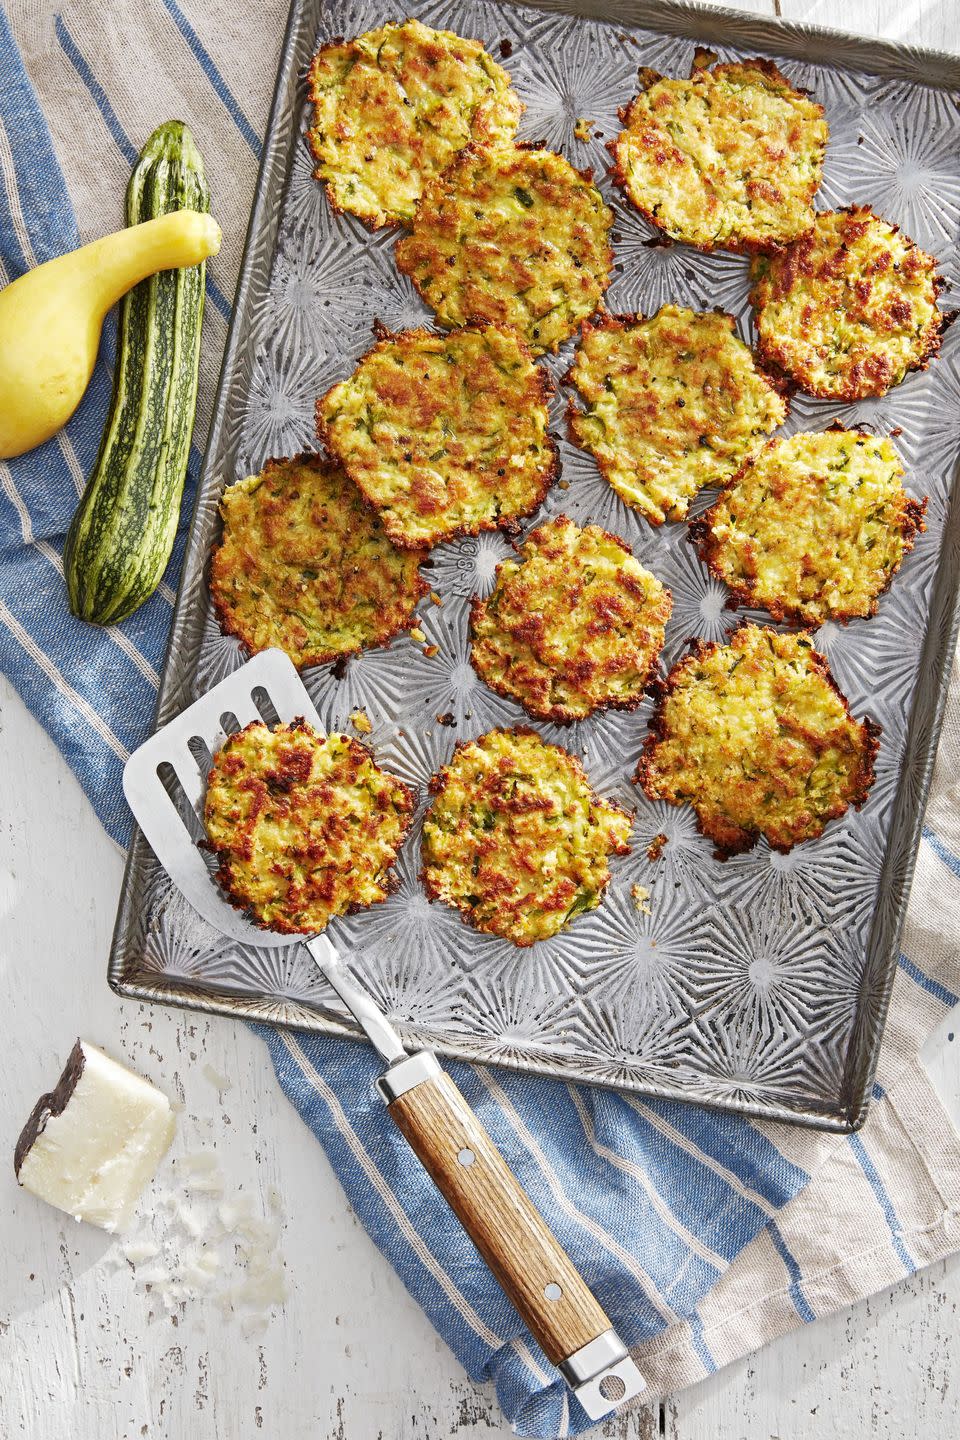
631, 883, 652, 916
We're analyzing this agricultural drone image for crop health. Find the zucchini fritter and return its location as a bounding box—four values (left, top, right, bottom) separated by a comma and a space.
470, 516, 672, 721
422, 727, 631, 946
316, 325, 557, 548
210, 454, 427, 668
307, 19, 523, 228
609, 53, 827, 254
750, 207, 945, 399
567, 306, 787, 524
637, 625, 879, 858
690, 429, 925, 626
395, 143, 613, 354
204, 720, 415, 934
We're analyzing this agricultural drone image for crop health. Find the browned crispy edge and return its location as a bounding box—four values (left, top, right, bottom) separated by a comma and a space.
420, 725, 632, 946
468, 513, 673, 722
563, 308, 789, 524
689, 430, 928, 626
315, 322, 561, 548
607, 53, 827, 258
15, 1039, 86, 1177
394, 142, 615, 353
634, 629, 881, 860
209, 451, 429, 670
205, 718, 417, 935
305, 33, 526, 233
304, 41, 400, 233
749, 206, 952, 400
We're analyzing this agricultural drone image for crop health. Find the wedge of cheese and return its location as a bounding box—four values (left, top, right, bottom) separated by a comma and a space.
15, 1040, 175, 1232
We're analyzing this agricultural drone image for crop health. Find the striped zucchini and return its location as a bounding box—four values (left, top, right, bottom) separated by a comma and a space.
65, 122, 211, 625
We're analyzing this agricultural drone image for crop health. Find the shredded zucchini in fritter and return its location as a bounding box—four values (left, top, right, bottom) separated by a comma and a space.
422, 728, 631, 945
395, 143, 613, 354
610, 53, 827, 253
204, 720, 414, 934
691, 429, 925, 625
638, 625, 879, 857
568, 305, 787, 524
317, 326, 556, 547
471, 516, 671, 721
307, 19, 522, 227
210, 454, 426, 668
750, 207, 944, 399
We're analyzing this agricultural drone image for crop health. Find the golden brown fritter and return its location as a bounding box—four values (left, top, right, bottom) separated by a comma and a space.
637, 625, 879, 857
316, 325, 557, 548
750, 207, 945, 399
204, 720, 415, 934
210, 454, 427, 669
690, 429, 925, 626
567, 305, 787, 524
609, 52, 827, 253
470, 515, 672, 721
306, 19, 523, 228
422, 727, 631, 946
395, 143, 613, 354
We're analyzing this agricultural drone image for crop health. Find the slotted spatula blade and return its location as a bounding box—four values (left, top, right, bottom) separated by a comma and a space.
123, 648, 314, 948
122, 648, 645, 1419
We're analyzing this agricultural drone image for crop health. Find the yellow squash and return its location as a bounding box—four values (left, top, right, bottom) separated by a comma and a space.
0, 210, 221, 460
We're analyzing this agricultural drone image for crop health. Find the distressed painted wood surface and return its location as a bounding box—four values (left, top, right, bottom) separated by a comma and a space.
2, 2, 959, 1436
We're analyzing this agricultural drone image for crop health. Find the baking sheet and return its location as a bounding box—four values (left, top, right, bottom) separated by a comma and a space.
109, 0, 960, 1130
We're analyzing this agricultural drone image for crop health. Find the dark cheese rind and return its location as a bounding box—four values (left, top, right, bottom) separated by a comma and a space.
14, 1038, 85, 1177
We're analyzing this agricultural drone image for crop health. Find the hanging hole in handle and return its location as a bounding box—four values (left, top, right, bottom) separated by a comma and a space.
599, 1374, 626, 1403
543, 1282, 563, 1301
457, 1147, 475, 1167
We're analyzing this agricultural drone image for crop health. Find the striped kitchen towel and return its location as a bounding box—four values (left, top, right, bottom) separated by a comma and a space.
3, 4, 960, 1435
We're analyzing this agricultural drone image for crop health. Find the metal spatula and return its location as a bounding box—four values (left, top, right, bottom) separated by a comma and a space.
123, 648, 645, 1419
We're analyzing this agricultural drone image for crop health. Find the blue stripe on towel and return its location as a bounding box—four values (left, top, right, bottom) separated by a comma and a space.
0, 14, 79, 264
53, 14, 234, 323
848, 1134, 915, 1273
923, 825, 960, 883
54, 15, 139, 166
602, 1095, 772, 1263
687, 1309, 717, 1373
642, 1095, 809, 1211
158, 0, 262, 156
768, 1222, 816, 1323
899, 953, 960, 1009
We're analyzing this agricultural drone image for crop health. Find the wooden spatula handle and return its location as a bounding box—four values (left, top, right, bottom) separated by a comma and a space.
383, 1058, 610, 1365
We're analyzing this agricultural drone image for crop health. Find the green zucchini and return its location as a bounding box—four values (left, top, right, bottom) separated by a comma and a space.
65, 121, 210, 625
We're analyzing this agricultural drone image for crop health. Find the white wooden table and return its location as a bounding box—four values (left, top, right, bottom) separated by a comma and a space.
3, 2, 960, 1436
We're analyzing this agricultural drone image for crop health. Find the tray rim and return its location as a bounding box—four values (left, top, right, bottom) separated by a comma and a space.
108, 0, 960, 1134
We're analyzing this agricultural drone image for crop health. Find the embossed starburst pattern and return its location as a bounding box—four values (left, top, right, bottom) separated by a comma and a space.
606, 200, 753, 326
115, 0, 960, 1126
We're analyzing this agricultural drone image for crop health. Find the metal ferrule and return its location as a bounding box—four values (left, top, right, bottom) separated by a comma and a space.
377, 1050, 442, 1104
559, 1328, 646, 1420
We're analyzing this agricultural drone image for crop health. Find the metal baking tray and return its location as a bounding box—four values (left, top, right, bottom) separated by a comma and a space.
108, 0, 960, 1131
